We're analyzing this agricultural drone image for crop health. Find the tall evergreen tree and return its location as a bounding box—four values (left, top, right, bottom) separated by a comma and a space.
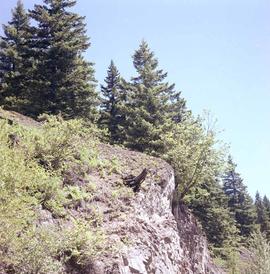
121, 40, 186, 153
29, 0, 98, 119
255, 192, 270, 239
263, 195, 270, 219
186, 178, 239, 249
0, 1, 33, 112
99, 61, 125, 144
222, 156, 257, 239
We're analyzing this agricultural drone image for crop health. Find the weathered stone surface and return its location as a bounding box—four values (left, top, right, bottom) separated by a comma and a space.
90, 164, 224, 274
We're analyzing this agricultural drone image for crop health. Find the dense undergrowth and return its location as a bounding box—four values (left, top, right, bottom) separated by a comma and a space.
0, 116, 107, 273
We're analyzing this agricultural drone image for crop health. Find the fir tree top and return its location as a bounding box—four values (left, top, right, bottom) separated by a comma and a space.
223, 155, 245, 196
28, 0, 98, 119
1, 0, 30, 46
0, 0, 33, 111
132, 40, 168, 87
31, 0, 90, 53
101, 60, 121, 96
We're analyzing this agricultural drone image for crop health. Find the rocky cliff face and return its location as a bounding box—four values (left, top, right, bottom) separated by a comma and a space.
0, 111, 223, 274
89, 146, 223, 274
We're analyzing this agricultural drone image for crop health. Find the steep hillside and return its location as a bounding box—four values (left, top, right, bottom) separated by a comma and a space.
0, 110, 223, 274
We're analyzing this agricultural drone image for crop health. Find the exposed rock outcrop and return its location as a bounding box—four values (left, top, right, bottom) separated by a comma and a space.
89, 145, 223, 274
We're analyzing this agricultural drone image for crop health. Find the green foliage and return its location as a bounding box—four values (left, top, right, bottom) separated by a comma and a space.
244, 232, 270, 274
118, 40, 186, 153
223, 156, 257, 239
186, 179, 239, 248
65, 185, 90, 208
214, 248, 241, 274
263, 195, 270, 237
99, 60, 125, 144
28, 115, 99, 172
0, 117, 106, 273
1, 0, 99, 120
0, 120, 63, 273
0, 119, 61, 213
63, 218, 106, 266
255, 191, 270, 239
161, 113, 225, 199
1, 225, 64, 274
28, 0, 98, 119
0, 1, 33, 112
1, 218, 105, 274
2, 2, 269, 271
263, 195, 270, 218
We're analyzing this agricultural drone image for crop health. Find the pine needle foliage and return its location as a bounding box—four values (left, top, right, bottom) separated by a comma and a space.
99, 60, 125, 144
222, 156, 257, 239
119, 41, 186, 153
0, 1, 33, 112
29, 0, 98, 119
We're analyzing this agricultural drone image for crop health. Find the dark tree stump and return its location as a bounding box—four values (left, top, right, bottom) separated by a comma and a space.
8, 133, 20, 147
123, 168, 148, 192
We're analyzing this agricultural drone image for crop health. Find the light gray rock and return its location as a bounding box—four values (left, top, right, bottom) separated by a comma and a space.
91, 167, 224, 274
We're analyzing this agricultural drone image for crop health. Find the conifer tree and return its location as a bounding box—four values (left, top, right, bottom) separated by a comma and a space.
255, 192, 270, 239
186, 179, 239, 249
222, 156, 257, 239
0, 1, 33, 112
29, 0, 98, 119
99, 61, 125, 144
263, 195, 270, 219
122, 40, 186, 153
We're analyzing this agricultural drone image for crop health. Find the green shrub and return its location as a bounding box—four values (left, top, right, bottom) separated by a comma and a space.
28, 116, 99, 172
1, 226, 65, 274
63, 219, 106, 266
243, 232, 270, 274
161, 113, 226, 199
213, 247, 241, 274
0, 117, 106, 273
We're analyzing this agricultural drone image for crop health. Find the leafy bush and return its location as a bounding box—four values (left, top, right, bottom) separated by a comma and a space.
29, 115, 99, 172
1, 226, 65, 274
243, 232, 270, 274
161, 113, 226, 199
63, 219, 106, 267
0, 117, 106, 273
213, 247, 241, 274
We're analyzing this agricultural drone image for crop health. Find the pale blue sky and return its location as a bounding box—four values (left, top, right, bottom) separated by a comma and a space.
1, 0, 270, 197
